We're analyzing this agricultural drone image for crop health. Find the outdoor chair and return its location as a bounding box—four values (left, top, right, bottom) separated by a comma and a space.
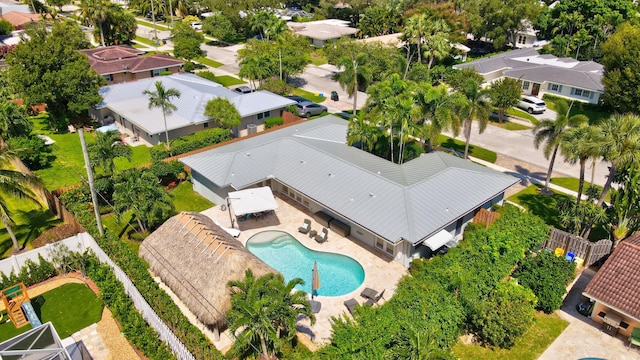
344, 298, 358, 315
629, 327, 640, 349
298, 219, 311, 234
360, 288, 385, 304
314, 228, 328, 243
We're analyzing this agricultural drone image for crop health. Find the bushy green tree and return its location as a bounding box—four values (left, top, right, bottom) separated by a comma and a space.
6, 135, 52, 170
489, 77, 521, 123
513, 251, 575, 313
204, 97, 241, 130
469, 281, 537, 348
0, 20, 13, 36
601, 23, 640, 113
88, 130, 132, 175
171, 22, 204, 60
202, 14, 236, 42
238, 33, 311, 83
6, 21, 103, 130
0, 100, 32, 140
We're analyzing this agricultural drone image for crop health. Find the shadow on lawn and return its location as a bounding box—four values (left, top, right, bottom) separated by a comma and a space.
516, 190, 569, 228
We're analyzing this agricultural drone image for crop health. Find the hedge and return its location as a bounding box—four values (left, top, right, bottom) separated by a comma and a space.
0, 254, 56, 289
264, 116, 284, 129
150, 127, 230, 162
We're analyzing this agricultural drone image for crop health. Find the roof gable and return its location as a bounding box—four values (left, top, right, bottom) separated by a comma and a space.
80, 45, 183, 75
584, 233, 640, 321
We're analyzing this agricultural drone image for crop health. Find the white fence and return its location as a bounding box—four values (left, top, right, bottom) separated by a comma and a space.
0, 233, 195, 360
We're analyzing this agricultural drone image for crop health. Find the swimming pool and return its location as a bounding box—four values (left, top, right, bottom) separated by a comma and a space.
246, 230, 365, 296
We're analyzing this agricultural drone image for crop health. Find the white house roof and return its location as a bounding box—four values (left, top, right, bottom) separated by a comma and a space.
288, 20, 358, 40
454, 48, 604, 92
96, 73, 295, 135
181, 116, 517, 245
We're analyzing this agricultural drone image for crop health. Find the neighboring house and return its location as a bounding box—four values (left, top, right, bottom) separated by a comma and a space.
357, 33, 470, 61
288, 19, 358, 46
91, 73, 296, 144
0, 2, 29, 15
0, 11, 41, 29
583, 232, 640, 339
512, 20, 549, 49
453, 48, 604, 104
180, 115, 518, 268
79, 45, 184, 84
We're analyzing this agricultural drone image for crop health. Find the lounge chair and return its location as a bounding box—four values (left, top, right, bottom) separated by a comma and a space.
298, 219, 311, 234
360, 288, 385, 304
314, 228, 328, 243
344, 298, 358, 315
629, 327, 640, 349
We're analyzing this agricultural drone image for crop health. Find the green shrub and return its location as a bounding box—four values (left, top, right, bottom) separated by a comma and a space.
150, 127, 230, 161
196, 71, 217, 82
259, 78, 292, 95
182, 62, 196, 72
513, 251, 576, 313
150, 160, 185, 184
7, 135, 53, 170
0, 20, 13, 36
0, 254, 57, 289
264, 116, 283, 129
160, 70, 173, 76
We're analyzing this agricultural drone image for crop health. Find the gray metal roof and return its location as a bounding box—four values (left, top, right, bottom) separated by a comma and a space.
454, 48, 604, 92
96, 73, 296, 135
181, 116, 517, 245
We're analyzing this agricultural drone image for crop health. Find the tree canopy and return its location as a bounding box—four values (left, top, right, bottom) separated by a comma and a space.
238, 34, 311, 82
6, 21, 104, 130
171, 22, 204, 60
601, 23, 640, 113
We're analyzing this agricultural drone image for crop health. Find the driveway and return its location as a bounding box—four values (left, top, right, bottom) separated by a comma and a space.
539, 268, 640, 360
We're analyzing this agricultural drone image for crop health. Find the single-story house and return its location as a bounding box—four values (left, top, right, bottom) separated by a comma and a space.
583, 232, 640, 339
91, 73, 296, 144
356, 33, 469, 61
288, 19, 358, 46
453, 48, 604, 104
139, 212, 276, 340
0, 2, 29, 15
180, 115, 518, 267
80, 45, 184, 84
0, 11, 41, 28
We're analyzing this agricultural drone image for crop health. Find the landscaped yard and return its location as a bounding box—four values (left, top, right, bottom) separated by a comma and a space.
453, 312, 568, 360
0, 196, 60, 258
550, 177, 608, 202
209, 74, 245, 86
193, 57, 224, 68
438, 135, 497, 163
543, 96, 611, 123
292, 88, 327, 103
490, 119, 532, 131
134, 35, 160, 47
310, 51, 328, 66
506, 107, 538, 124
135, 18, 170, 31
0, 283, 103, 342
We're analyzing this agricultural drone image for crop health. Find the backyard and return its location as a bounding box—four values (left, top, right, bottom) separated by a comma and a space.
0, 197, 60, 258
0, 283, 103, 342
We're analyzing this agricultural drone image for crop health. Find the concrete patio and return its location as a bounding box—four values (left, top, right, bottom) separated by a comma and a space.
201, 194, 408, 345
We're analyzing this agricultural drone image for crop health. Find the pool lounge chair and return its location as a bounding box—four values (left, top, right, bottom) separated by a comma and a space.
298, 219, 311, 234
314, 228, 328, 243
344, 298, 358, 315
360, 288, 385, 304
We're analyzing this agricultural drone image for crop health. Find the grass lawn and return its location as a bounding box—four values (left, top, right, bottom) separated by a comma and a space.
310, 52, 328, 66
210, 75, 245, 87
132, 43, 148, 49
33, 127, 151, 190
292, 88, 327, 103
490, 120, 532, 131
0, 197, 60, 259
0, 283, 103, 342
506, 108, 538, 124
550, 177, 609, 202
438, 135, 497, 163
452, 312, 568, 360
543, 96, 611, 124
134, 35, 160, 47
136, 19, 170, 31
193, 57, 224, 68
171, 181, 215, 212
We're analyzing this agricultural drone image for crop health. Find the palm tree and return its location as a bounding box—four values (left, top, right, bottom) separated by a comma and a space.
88, 130, 132, 175
204, 97, 241, 133
347, 116, 379, 152
532, 100, 588, 193
143, 81, 181, 149
591, 113, 640, 205
423, 19, 450, 69
561, 125, 598, 204
227, 269, 315, 359
415, 83, 464, 153
0, 148, 45, 252
79, 0, 111, 47
336, 42, 371, 115
454, 75, 491, 159
263, 17, 289, 80
386, 325, 455, 360
403, 13, 428, 63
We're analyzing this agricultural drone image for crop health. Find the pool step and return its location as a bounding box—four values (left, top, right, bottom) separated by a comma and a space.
271, 237, 294, 248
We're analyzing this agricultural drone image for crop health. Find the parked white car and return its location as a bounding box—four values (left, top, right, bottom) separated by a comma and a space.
517, 95, 547, 114
190, 22, 202, 30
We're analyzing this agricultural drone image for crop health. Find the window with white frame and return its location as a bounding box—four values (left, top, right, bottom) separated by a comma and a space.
574, 88, 583, 96
551, 84, 559, 91
582, 90, 591, 98
522, 81, 530, 90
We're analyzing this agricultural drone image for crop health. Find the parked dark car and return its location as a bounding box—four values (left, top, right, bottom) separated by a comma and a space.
286, 95, 309, 103
296, 101, 327, 117
234, 86, 253, 94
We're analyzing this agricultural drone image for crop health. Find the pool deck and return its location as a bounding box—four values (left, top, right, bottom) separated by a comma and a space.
201, 195, 408, 346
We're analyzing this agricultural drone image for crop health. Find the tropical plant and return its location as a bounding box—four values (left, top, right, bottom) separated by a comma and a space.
607, 165, 640, 245
386, 324, 456, 360
79, 0, 112, 47
226, 269, 315, 359
88, 130, 132, 175
0, 100, 32, 142
557, 195, 608, 237
533, 99, 588, 193
560, 125, 598, 203
335, 41, 371, 115
347, 116, 379, 152
203, 97, 241, 131
414, 82, 465, 153
403, 13, 429, 63
143, 81, 181, 149
112, 169, 173, 232
171, 22, 204, 60
423, 19, 451, 69
0, 148, 45, 251
489, 77, 521, 123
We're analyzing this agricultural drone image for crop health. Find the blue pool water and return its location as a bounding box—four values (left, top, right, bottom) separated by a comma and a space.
246, 230, 365, 297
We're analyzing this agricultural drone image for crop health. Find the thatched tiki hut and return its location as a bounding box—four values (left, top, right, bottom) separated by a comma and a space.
139, 211, 276, 340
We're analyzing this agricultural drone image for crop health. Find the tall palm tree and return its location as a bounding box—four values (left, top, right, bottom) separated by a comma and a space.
143, 81, 181, 149
79, 0, 111, 47
561, 125, 598, 204
591, 113, 640, 205
88, 130, 132, 175
0, 148, 45, 252
227, 269, 315, 360
424, 19, 450, 69
347, 116, 379, 152
415, 83, 464, 153
403, 13, 428, 63
264, 17, 289, 80
336, 43, 371, 115
455, 76, 491, 159
532, 100, 588, 193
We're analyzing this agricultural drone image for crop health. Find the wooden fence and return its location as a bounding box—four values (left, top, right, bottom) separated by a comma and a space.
542, 228, 612, 267
473, 208, 501, 228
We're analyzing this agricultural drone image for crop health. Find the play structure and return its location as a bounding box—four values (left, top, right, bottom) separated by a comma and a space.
1, 282, 42, 329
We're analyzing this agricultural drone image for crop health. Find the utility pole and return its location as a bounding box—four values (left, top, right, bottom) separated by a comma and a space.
78, 128, 104, 236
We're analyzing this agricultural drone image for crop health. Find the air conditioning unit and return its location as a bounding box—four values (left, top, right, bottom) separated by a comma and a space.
247, 124, 257, 135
